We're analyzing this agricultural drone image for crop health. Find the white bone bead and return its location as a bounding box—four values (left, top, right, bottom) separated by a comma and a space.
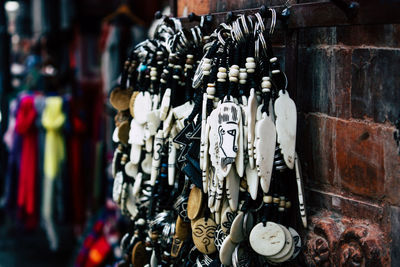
245, 62, 256, 69
217, 72, 227, 79
207, 84, 216, 95
229, 67, 239, 77
218, 67, 227, 73
262, 80, 272, 89
229, 77, 238, 83
203, 63, 212, 71
270, 57, 278, 63
246, 57, 255, 63
239, 72, 247, 80
272, 70, 280, 74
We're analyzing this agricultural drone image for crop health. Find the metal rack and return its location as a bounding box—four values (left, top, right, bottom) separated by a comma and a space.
171, 0, 400, 100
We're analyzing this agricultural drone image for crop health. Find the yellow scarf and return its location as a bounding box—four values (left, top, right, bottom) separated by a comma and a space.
42, 96, 66, 179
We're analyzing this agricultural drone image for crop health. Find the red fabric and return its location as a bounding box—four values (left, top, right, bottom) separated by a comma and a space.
70, 115, 87, 225
15, 96, 38, 229
85, 236, 111, 267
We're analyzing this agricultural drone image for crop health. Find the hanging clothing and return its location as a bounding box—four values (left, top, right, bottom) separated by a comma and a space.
14, 95, 38, 229
1, 99, 20, 212
41, 96, 66, 251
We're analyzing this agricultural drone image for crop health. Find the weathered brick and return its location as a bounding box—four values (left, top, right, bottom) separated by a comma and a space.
177, 0, 210, 17
335, 119, 385, 199
210, 0, 296, 12
297, 47, 351, 118
391, 205, 400, 266
337, 24, 400, 47
351, 48, 400, 123
382, 127, 400, 205
298, 27, 336, 46
297, 114, 336, 187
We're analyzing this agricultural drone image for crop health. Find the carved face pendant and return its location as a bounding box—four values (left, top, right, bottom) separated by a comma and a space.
192, 218, 217, 255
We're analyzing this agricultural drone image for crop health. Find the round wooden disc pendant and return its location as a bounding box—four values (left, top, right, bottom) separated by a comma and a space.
267, 225, 294, 260
187, 186, 203, 220
118, 120, 130, 145
249, 222, 285, 257
131, 241, 147, 267
192, 217, 217, 255
175, 215, 190, 240
129, 91, 139, 117
110, 87, 132, 111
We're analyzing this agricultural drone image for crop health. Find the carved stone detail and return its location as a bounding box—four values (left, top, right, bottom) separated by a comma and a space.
304, 210, 389, 267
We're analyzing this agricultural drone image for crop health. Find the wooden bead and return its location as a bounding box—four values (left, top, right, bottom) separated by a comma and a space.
263, 195, 272, 203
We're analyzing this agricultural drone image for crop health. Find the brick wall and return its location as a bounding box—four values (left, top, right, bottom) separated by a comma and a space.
176, 0, 400, 264
297, 24, 400, 266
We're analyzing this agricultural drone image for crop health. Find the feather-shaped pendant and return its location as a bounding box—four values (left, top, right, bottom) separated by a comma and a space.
112, 172, 123, 204
129, 144, 142, 165
208, 167, 216, 209
274, 90, 297, 169
134, 91, 152, 125
160, 89, 171, 121
245, 163, 259, 200
247, 89, 258, 169
200, 93, 208, 171
225, 168, 239, 212
129, 119, 145, 145
295, 153, 307, 228
150, 130, 164, 185
215, 178, 224, 212
132, 172, 143, 196
168, 137, 176, 186
235, 112, 244, 178
255, 109, 276, 194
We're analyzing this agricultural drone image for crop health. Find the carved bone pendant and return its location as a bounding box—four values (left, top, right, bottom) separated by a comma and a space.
255, 110, 276, 194
274, 90, 297, 169
215, 98, 242, 178
247, 88, 258, 169
134, 91, 152, 125
295, 153, 307, 228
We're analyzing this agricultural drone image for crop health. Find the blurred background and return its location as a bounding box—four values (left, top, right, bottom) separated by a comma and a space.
0, 0, 168, 266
